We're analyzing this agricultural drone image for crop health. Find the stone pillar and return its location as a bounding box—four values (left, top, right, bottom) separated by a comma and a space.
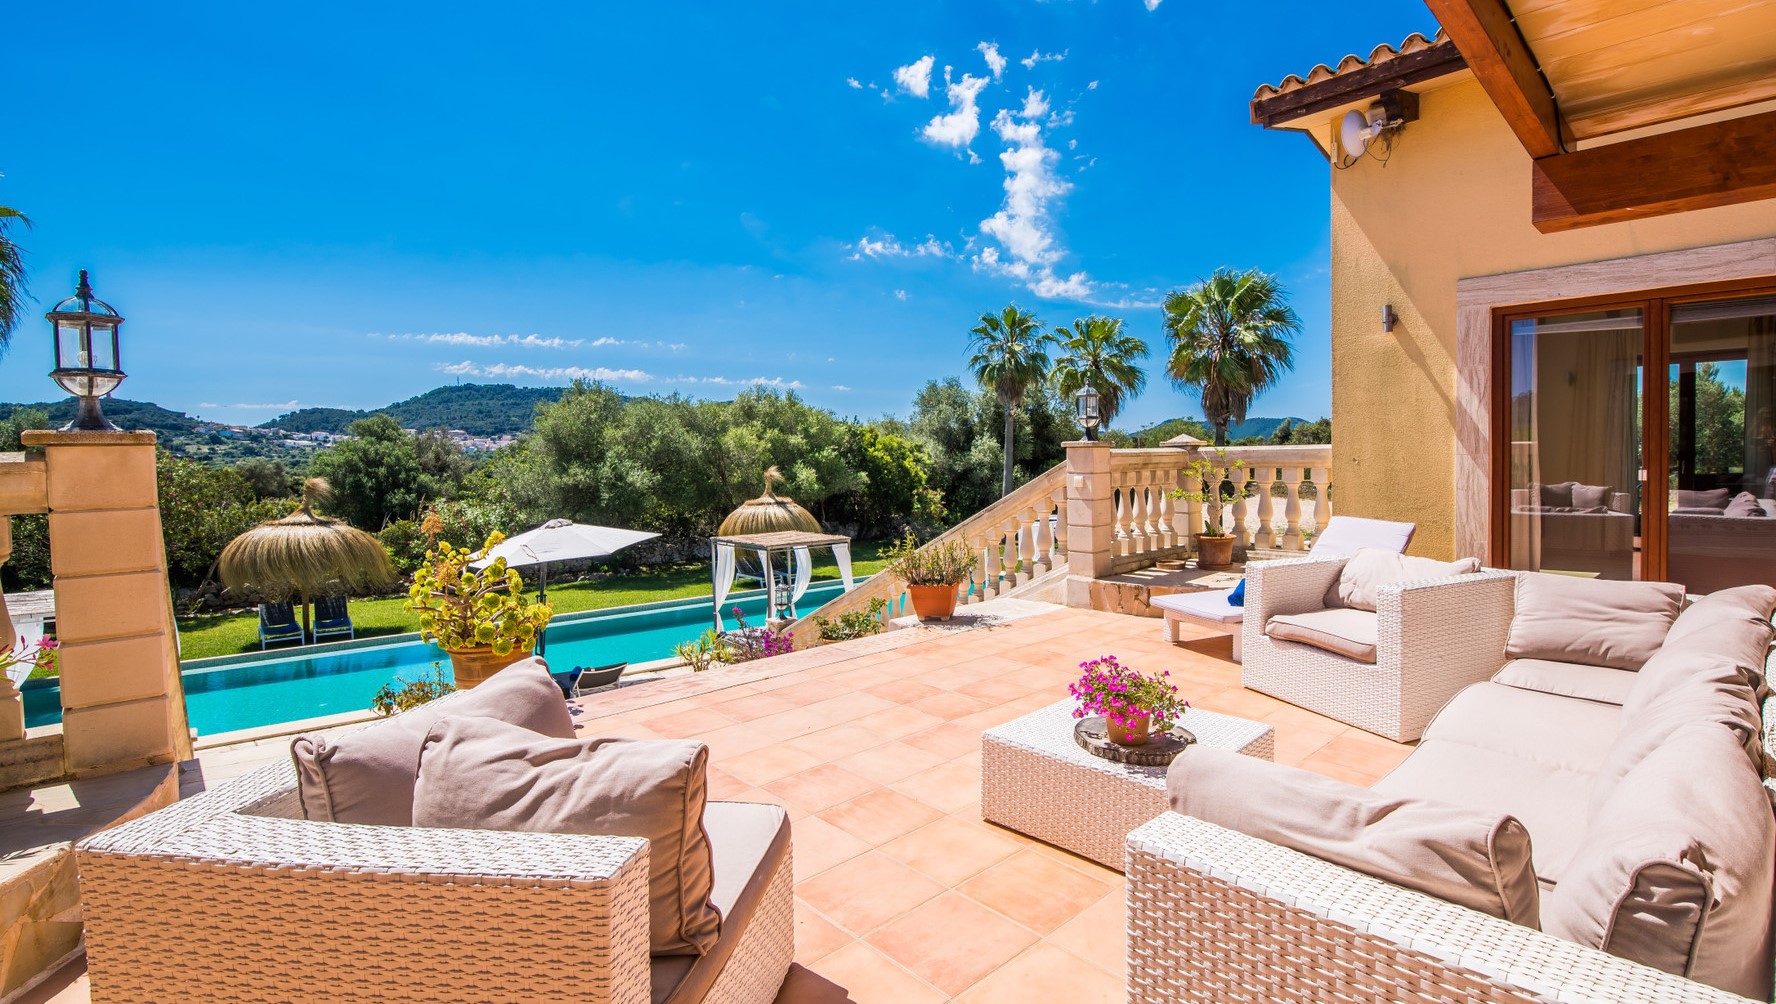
22, 431, 193, 775
0, 519, 20, 743
1064, 440, 1115, 608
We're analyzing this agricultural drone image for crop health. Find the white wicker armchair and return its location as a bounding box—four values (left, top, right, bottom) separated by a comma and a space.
1126, 812, 1761, 1004
1240, 557, 1517, 742
76, 760, 794, 1004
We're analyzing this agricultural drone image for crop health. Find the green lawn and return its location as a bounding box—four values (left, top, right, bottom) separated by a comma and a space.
175, 543, 891, 662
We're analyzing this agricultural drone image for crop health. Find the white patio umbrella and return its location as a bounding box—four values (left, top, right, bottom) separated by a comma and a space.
472, 519, 660, 654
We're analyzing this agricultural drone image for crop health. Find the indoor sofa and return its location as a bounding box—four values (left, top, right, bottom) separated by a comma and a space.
1131, 577, 1776, 1004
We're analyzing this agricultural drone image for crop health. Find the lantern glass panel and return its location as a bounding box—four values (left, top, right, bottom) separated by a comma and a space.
87, 322, 119, 370
56, 320, 87, 370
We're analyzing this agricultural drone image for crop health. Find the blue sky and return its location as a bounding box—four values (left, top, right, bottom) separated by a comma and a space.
2, 0, 1432, 431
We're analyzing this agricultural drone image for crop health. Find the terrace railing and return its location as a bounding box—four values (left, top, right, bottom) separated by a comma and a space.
788, 462, 1068, 644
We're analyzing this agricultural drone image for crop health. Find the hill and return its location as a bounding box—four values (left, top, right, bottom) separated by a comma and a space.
0, 398, 201, 438
1127, 416, 1321, 445
260, 384, 565, 436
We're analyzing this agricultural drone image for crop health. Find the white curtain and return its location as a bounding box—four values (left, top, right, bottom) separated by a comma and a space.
789, 546, 813, 617
832, 542, 855, 590
757, 549, 775, 621
712, 542, 737, 630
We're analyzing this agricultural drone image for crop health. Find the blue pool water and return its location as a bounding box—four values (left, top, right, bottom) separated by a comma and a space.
22, 580, 854, 737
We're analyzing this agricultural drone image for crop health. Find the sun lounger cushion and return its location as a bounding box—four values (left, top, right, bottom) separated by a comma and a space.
1323, 548, 1480, 612
1504, 573, 1684, 671
1545, 725, 1775, 999
414, 715, 721, 957
651, 801, 791, 1004
1264, 608, 1379, 663
1491, 659, 1638, 706
290, 657, 575, 826
1169, 747, 1538, 925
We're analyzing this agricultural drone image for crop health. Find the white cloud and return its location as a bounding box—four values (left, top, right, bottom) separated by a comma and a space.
893, 55, 934, 98
977, 42, 1006, 79
1087, 80, 1100, 90
1020, 48, 1066, 69
846, 77, 862, 89
673, 375, 805, 389
921, 66, 991, 152
198, 402, 219, 409
374, 332, 582, 349
845, 233, 957, 261
230, 400, 301, 410
437, 361, 653, 383
894, 289, 908, 301
833, 385, 853, 391
848, 235, 905, 259
1145, 0, 1162, 9
971, 88, 1099, 302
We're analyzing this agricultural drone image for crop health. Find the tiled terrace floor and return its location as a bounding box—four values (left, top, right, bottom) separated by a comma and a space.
29, 603, 1413, 1004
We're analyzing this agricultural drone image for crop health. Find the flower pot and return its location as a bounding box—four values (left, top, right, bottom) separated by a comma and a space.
906, 583, 960, 621
1107, 713, 1152, 746
1195, 534, 1236, 570
446, 645, 529, 689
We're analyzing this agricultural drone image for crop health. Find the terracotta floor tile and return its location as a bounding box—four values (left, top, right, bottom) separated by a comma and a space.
879, 815, 1023, 886
799, 692, 900, 727
825, 664, 902, 690
1272, 725, 1341, 767
901, 722, 983, 760
818, 787, 943, 846
830, 740, 946, 786
714, 689, 802, 723
890, 760, 980, 815
705, 766, 753, 801
790, 943, 946, 1004
910, 691, 996, 722
865, 679, 945, 705
764, 764, 879, 815
723, 744, 828, 787
957, 673, 1046, 704
1024, 837, 1127, 881
789, 814, 872, 883
959, 848, 1116, 934
866, 892, 1040, 996
1307, 732, 1413, 779
794, 898, 853, 965
955, 943, 1123, 1004
695, 720, 780, 760
796, 851, 945, 935
849, 705, 946, 742
776, 679, 854, 707
1045, 887, 1128, 974
639, 704, 738, 737
784, 723, 889, 761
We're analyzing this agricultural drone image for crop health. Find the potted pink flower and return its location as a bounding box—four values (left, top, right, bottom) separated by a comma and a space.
1068, 655, 1189, 746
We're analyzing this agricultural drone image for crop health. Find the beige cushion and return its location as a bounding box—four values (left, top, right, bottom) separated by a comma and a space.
1661, 584, 1776, 670
1421, 682, 1622, 776
1504, 573, 1684, 671
1265, 608, 1379, 663
1491, 659, 1638, 706
1678, 487, 1732, 510
1375, 738, 1595, 888
1724, 492, 1769, 518
651, 802, 790, 1004
1570, 483, 1612, 509
1170, 747, 1539, 925
413, 716, 721, 957
1545, 726, 1775, 1000
290, 657, 575, 825
1591, 648, 1764, 815
1324, 548, 1481, 612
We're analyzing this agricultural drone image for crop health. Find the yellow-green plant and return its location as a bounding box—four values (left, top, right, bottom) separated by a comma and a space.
406, 532, 553, 656
883, 531, 975, 587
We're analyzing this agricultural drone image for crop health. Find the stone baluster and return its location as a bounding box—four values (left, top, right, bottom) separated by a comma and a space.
1178, 465, 1203, 555
1281, 467, 1305, 550
1028, 503, 1051, 576
1051, 485, 1069, 561
1226, 466, 1249, 546
1310, 465, 1331, 540
1152, 475, 1173, 551
1251, 465, 1276, 549
1127, 480, 1148, 557
1004, 515, 1026, 585
967, 530, 989, 603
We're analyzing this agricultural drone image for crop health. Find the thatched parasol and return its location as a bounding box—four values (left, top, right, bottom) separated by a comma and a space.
718, 467, 821, 579
218, 478, 397, 636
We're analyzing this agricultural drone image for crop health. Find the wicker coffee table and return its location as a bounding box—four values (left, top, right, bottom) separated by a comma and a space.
981, 699, 1275, 869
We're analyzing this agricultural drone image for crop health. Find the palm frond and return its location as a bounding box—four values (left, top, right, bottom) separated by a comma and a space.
0, 205, 31, 348
1160, 267, 1301, 442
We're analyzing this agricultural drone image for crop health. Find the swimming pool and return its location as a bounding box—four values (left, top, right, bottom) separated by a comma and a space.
22, 579, 856, 737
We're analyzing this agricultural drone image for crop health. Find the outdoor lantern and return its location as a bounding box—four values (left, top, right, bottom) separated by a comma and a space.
1075, 383, 1102, 441
46, 269, 125, 431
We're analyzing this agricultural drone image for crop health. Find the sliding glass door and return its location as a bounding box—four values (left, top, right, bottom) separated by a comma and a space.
1496, 283, 1776, 591
1666, 296, 1776, 591
1503, 308, 1644, 579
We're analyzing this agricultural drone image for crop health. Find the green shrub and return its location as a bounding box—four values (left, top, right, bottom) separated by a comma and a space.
883, 531, 975, 587
370, 664, 456, 715
812, 597, 888, 644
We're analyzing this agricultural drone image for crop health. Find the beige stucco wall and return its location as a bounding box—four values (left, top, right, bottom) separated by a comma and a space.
1328, 76, 1776, 558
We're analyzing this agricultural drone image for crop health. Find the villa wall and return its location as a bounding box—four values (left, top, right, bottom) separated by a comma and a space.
1327, 76, 1776, 559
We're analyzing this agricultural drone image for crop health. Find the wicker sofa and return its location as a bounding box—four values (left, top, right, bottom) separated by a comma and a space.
1240, 554, 1518, 742
76, 716, 794, 1003
1130, 581, 1776, 1004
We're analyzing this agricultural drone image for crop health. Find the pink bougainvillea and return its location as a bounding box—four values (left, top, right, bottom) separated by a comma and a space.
1068, 655, 1188, 731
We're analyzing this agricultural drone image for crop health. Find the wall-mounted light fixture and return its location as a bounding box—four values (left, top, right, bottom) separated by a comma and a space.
1382, 304, 1398, 333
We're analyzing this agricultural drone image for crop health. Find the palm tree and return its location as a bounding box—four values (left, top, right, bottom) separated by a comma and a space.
0, 204, 29, 346
1161, 268, 1300, 446
968, 304, 1053, 498
1051, 315, 1149, 431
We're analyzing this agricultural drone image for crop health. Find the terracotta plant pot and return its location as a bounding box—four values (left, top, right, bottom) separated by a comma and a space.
1196, 534, 1236, 570
1107, 713, 1152, 746
446, 645, 529, 689
906, 583, 960, 621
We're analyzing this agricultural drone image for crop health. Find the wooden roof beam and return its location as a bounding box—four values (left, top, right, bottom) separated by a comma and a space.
1425, 0, 1562, 157
1532, 109, 1776, 232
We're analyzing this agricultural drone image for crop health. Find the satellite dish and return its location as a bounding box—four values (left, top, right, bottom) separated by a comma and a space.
1340, 109, 1369, 157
